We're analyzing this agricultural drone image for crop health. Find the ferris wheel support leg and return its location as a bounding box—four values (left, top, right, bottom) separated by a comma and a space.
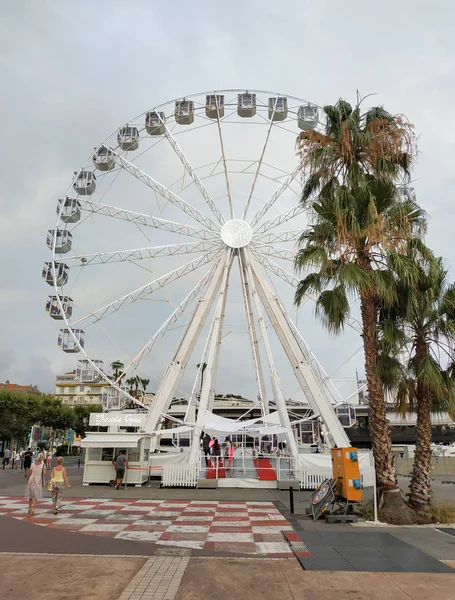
238, 252, 268, 416
207, 268, 230, 413
246, 249, 351, 449
241, 250, 297, 460
143, 252, 229, 435
188, 251, 234, 463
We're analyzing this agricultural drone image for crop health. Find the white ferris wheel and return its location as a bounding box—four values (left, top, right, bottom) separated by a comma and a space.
44, 89, 355, 464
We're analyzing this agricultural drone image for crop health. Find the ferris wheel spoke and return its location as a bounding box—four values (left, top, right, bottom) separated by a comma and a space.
70, 250, 221, 328
242, 101, 279, 220
253, 229, 300, 244
111, 151, 220, 232
114, 260, 220, 384
254, 204, 306, 235
59, 241, 222, 267
251, 249, 362, 333
159, 121, 225, 225
249, 164, 302, 229
215, 108, 234, 219
75, 197, 218, 241
252, 243, 296, 262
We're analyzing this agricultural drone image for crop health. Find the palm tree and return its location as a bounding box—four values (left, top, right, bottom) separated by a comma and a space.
141, 378, 150, 396
294, 98, 425, 522
126, 377, 136, 395
110, 360, 125, 384
378, 252, 455, 518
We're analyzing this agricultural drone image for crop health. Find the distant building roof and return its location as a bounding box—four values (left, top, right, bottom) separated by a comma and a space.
0, 381, 41, 394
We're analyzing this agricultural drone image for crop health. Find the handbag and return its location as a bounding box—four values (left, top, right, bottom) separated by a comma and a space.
45, 479, 53, 492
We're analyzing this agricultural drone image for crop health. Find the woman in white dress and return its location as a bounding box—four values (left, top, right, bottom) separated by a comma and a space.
25, 452, 46, 517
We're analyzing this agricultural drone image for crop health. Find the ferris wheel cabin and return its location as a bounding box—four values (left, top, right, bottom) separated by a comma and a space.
117, 126, 140, 151
237, 93, 256, 117
102, 386, 129, 410
76, 359, 104, 382
298, 104, 319, 130
145, 111, 166, 135
57, 198, 81, 224
73, 171, 96, 195
206, 95, 225, 118
175, 100, 195, 125
93, 146, 115, 171
45, 295, 73, 320
46, 229, 72, 254
268, 96, 288, 121
57, 328, 85, 353
42, 262, 69, 287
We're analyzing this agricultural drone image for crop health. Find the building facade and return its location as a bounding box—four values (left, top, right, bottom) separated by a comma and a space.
55, 370, 109, 406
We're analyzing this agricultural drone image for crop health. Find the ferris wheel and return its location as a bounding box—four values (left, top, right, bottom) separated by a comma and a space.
43, 89, 355, 460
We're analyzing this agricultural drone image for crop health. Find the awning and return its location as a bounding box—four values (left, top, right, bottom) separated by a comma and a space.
387, 412, 454, 426
80, 433, 143, 448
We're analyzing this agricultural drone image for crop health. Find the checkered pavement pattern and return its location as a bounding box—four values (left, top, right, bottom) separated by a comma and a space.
0, 497, 294, 556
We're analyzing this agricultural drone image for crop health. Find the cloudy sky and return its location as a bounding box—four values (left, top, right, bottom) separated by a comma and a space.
1, 0, 454, 402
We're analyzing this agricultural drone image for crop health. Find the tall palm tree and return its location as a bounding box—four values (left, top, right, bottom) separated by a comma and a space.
126, 377, 136, 395
294, 98, 425, 522
110, 360, 125, 384
378, 252, 455, 518
141, 378, 150, 396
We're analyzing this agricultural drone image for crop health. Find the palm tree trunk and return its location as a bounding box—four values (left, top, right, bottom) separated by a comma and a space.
359, 289, 416, 524
408, 340, 433, 520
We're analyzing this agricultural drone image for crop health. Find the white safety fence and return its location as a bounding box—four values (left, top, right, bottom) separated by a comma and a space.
162, 463, 199, 487
298, 451, 375, 490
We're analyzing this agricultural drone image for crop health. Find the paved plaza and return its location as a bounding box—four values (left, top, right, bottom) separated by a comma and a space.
1, 466, 455, 599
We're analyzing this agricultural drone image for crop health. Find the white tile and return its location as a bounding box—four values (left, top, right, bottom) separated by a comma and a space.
156, 540, 205, 550
214, 512, 248, 517
246, 502, 275, 506
207, 533, 254, 542
80, 523, 128, 532
80, 510, 117, 517
183, 507, 216, 513
247, 508, 280, 513
147, 511, 181, 517
58, 504, 97, 511
216, 504, 247, 508
120, 505, 155, 512
132, 520, 173, 526
190, 500, 219, 504
159, 503, 189, 508
115, 530, 162, 542
176, 516, 214, 522
255, 542, 291, 554
56, 518, 98, 525
167, 525, 209, 533
133, 500, 162, 504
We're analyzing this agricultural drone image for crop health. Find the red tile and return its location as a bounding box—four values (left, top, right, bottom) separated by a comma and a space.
209, 526, 253, 533
284, 532, 301, 542
294, 551, 312, 557
216, 507, 248, 512
250, 520, 289, 527
253, 533, 286, 542
181, 511, 216, 517
218, 501, 245, 505
78, 530, 118, 537
126, 524, 168, 532
159, 532, 207, 542
212, 517, 250, 522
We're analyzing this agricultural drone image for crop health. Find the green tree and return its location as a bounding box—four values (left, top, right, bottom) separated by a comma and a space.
110, 360, 125, 384
73, 404, 103, 437
294, 98, 425, 523
0, 390, 41, 444
378, 252, 455, 518
141, 378, 150, 394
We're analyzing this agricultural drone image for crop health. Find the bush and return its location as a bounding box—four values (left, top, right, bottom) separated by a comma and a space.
431, 501, 455, 524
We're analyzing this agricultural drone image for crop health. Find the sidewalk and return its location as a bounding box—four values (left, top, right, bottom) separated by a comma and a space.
1, 554, 454, 600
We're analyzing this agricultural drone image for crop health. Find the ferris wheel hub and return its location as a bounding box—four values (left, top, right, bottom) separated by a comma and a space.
220, 219, 253, 249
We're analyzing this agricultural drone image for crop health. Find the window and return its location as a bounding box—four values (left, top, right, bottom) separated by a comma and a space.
101, 448, 114, 462
88, 448, 101, 461
79, 385, 85, 392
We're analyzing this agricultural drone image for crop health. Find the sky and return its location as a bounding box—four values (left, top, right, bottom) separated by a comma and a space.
1, 0, 455, 401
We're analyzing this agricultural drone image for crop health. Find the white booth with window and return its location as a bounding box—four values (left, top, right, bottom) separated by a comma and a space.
81, 412, 150, 487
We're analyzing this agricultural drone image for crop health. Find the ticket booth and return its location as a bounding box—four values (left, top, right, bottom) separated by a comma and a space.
81, 411, 150, 486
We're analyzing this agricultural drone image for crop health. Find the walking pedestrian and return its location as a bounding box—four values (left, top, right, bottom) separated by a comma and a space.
2, 447, 10, 469
13, 451, 20, 470
224, 436, 234, 476
48, 457, 71, 515
46, 449, 53, 471
202, 432, 211, 467
23, 448, 32, 478
112, 450, 128, 490
213, 439, 222, 469
25, 452, 46, 517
